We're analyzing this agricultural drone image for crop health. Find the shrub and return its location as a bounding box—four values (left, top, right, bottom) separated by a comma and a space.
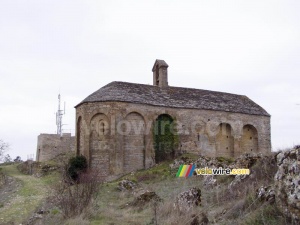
154, 115, 179, 163
67, 155, 88, 181
54, 168, 101, 218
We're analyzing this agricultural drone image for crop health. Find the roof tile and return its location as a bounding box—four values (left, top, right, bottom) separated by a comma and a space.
75, 81, 270, 116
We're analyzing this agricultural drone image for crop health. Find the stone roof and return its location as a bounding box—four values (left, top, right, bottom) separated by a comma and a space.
75, 81, 270, 116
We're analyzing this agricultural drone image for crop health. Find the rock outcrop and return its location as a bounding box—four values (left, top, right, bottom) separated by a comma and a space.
118, 179, 137, 191
175, 187, 201, 211
256, 186, 275, 204
274, 146, 300, 222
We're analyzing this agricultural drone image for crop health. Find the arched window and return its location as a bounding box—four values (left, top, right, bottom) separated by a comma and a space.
89, 114, 110, 178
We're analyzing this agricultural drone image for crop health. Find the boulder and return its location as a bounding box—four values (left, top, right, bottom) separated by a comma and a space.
118, 179, 137, 191
203, 175, 217, 186
256, 186, 275, 204
231, 153, 263, 169
274, 147, 300, 222
175, 187, 201, 211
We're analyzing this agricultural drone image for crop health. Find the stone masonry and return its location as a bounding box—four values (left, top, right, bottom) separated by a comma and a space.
36, 133, 75, 162
75, 59, 271, 180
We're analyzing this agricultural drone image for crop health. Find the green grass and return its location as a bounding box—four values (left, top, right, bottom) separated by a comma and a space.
119, 153, 200, 184
180, 153, 201, 161
0, 164, 59, 224
216, 156, 235, 164
119, 160, 174, 184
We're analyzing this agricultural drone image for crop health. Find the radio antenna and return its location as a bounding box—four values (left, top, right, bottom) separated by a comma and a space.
56, 94, 65, 136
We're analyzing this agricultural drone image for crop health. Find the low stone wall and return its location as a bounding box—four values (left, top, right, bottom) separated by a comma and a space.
17, 160, 58, 177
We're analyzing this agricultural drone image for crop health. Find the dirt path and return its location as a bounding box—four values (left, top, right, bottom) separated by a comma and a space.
0, 174, 21, 206
0, 164, 49, 224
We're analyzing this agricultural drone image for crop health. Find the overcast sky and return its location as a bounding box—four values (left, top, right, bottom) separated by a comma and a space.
0, 0, 299, 160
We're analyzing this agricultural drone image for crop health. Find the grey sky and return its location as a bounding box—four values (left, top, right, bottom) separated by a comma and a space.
0, 0, 299, 160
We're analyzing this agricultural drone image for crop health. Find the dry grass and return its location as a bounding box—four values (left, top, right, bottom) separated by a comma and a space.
53, 169, 101, 219
0, 153, 295, 225
0, 164, 56, 224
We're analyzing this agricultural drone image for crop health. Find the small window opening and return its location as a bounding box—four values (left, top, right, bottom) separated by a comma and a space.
197, 133, 200, 141
155, 65, 159, 85
100, 122, 105, 135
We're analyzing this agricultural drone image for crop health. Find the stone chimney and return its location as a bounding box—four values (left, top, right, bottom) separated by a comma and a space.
152, 59, 169, 88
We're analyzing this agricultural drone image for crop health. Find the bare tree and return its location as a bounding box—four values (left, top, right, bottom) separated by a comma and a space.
4, 154, 12, 163
0, 140, 9, 162
54, 168, 102, 218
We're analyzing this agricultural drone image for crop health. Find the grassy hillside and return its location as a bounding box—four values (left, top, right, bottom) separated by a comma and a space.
0, 164, 58, 224
0, 153, 296, 225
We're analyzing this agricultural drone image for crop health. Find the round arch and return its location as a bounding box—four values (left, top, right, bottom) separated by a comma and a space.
89, 113, 111, 178
76, 116, 83, 155
123, 112, 146, 173
215, 123, 234, 157
241, 124, 258, 153
154, 114, 177, 163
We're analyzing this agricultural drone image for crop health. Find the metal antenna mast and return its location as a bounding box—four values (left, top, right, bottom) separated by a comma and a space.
56, 94, 65, 136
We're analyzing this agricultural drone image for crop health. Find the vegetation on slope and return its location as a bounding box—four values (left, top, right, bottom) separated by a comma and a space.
0, 163, 58, 224
0, 151, 298, 225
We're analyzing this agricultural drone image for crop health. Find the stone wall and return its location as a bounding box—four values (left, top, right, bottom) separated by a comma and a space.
75, 101, 271, 180
36, 133, 75, 162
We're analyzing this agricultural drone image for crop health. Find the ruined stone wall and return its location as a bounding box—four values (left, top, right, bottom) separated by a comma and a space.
75, 101, 271, 179
36, 133, 75, 162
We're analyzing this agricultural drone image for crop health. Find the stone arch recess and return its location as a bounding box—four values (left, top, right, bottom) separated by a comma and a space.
89, 113, 110, 177
154, 114, 176, 163
123, 112, 146, 173
215, 123, 234, 157
76, 116, 83, 155
241, 124, 258, 153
